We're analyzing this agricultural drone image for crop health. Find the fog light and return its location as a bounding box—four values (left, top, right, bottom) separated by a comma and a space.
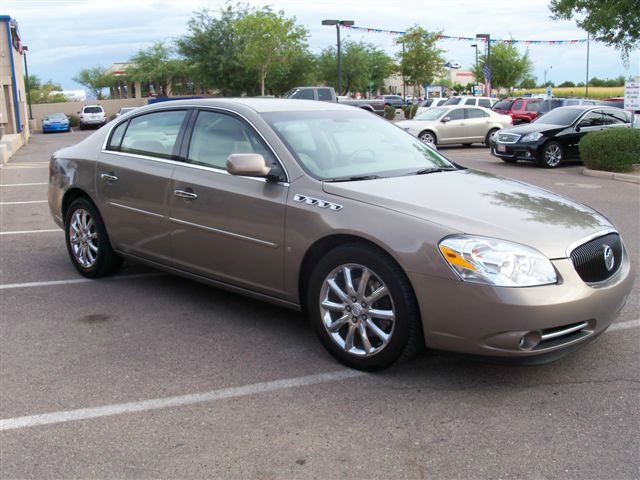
525, 151, 531, 157
519, 330, 542, 350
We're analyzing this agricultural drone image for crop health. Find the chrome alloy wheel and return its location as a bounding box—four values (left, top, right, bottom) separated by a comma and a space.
544, 144, 562, 167
69, 209, 98, 268
419, 131, 435, 144
319, 264, 396, 357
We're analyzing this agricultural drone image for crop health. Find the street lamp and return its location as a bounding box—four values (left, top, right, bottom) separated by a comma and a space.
475, 34, 491, 96
470, 43, 478, 94
544, 65, 553, 86
322, 19, 354, 95
23, 45, 33, 120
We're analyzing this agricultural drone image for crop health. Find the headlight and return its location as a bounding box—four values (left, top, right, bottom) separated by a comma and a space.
520, 132, 543, 142
439, 235, 557, 287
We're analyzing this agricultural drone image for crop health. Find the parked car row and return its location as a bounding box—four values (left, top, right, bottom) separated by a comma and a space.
40, 106, 140, 134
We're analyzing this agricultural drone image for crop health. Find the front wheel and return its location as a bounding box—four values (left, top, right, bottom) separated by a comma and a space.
418, 130, 437, 145
539, 141, 563, 168
307, 244, 423, 371
65, 197, 122, 278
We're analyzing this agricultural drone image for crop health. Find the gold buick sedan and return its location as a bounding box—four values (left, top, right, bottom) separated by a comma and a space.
48, 99, 633, 370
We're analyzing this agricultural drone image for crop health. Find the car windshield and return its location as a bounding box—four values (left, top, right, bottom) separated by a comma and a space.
45, 113, 67, 121
83, 107, 103, 114
535, 108, 583, 125
262, 110, 456, 180
414, 107, 447, 121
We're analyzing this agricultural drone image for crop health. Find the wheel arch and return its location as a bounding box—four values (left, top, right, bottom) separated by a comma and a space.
61, 187, 99, 222
418, 129, 437, 144
298, 233, 419, 314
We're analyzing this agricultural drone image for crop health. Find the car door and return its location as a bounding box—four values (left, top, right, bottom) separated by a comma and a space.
97, 109, 190, 263
168, 109, 288, 296
438, 108, 466, 144
511, 99, 525, 123
602, 108, 632, 130
464, 107, 490, 141
564, 109, 606, 157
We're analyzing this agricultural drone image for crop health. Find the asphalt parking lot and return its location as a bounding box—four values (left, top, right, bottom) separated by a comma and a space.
1, 129, 638, 479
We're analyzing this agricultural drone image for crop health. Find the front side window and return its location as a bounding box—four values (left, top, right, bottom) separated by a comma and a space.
447, 109, 465, 121
512, 100, 524, 110
464, 98, 476, 105
318, 89, 333, 101
186, 111, 275, 170
579, 110, 604, 127
290, 89, 314, 100
119, 110, 187, 159
262, 110, 455, 180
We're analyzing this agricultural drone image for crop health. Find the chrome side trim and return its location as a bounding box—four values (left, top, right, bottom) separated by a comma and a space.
109, 202, 164, 219
100, 104, 290, 183
169, 217, 278, 248
99, 150, 290, 187
564, 228, 618, 258
541, 321, 589, 341
293, 194, 343, 211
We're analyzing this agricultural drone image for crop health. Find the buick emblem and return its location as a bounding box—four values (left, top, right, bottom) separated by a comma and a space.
603, 244, 615, 272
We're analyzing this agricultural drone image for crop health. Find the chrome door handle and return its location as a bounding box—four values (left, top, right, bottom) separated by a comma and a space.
100, 173, 118, 182
173, 189, 198, 200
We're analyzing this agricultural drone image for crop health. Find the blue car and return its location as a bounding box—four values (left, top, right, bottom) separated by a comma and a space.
42, 112, 70, 133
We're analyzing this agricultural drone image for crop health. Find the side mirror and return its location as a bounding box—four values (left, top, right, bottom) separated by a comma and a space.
441, 116, 451, 123
227, 153, 270, 177
575, 125, 581, 132
579, 120, 591, 128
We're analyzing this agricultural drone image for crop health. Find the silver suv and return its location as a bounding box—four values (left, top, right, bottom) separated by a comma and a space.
78, 105, 106, 130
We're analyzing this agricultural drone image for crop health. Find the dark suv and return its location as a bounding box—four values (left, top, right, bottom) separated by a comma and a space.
537, 98, 599, 117
492, 97, 543, 124
376, 95, 405, 109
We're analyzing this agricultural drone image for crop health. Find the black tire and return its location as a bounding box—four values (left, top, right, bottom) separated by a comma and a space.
307, 243, 423, 371
418, 130, 437, 146
484, 128, 499, 146
64, 197, 122, 278
538, 141, 564, 168
462, 143, 472, 147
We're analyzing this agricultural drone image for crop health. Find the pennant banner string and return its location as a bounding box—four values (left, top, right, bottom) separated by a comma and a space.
342, 25, 589, 45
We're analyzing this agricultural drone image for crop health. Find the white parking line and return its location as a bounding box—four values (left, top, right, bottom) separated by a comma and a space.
0, 272, 165, 290
0, 183, 48, 187
0, 229, 62, 236
0, 200, 48, 205
0, 369, 363, 431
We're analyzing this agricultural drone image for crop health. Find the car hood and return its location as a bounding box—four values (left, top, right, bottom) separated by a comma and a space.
322, 170, 613, 259
500, 122, 564, 135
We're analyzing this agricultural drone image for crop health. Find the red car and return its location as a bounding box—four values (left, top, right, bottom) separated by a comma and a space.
492, 97, 544, 124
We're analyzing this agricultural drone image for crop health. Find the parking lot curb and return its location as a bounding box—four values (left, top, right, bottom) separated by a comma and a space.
582, 167, 640, 184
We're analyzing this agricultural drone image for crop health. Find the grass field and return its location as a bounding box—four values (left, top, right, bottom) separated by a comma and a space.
512, 86, 624, 99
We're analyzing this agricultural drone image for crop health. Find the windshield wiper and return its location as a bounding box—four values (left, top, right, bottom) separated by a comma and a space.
412, 167, 447, 175
324, 174, 384, 182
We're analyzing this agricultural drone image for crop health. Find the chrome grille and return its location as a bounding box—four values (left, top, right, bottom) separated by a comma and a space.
496, 133, 520, 143
570, 233, 622, 283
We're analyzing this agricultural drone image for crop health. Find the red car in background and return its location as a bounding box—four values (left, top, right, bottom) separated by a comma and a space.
492, 97, 543, 124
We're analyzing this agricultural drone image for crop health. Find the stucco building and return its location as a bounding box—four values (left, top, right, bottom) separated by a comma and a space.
0, 15, 30, 140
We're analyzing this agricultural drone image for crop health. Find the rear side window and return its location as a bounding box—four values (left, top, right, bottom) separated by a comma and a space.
108, 121, 128, 150
525, 100, 540, 111
602, 109, 630, 125
492, 100, 513, 110
119, 110, 187, 159
565, 100, 579, 106
478, 99, 492, 108
466, 108, 488, 119
318, 89, 333, 101
186, 111, 275, 170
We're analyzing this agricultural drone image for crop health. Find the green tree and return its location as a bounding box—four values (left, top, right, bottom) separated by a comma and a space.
234, 7, 309, 96
316, 41, 393, 95
125, 42, 187, 96
266, 49, 316, 95
558, 80, 576, 87
519, 76, 537, 89
472, 42, 533, 93
550, 0, 640, 61
73, 66, 111, 100
396, 26, 445, 97
26, 74, 66, 103
176, 4, 256, 96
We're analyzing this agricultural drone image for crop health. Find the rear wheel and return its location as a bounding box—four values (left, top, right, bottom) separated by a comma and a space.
418, 130, 437, 146
539, 141, 563, 168
65, 198, 122, 278
307, 244, 423, 371
484, 128, 499, 146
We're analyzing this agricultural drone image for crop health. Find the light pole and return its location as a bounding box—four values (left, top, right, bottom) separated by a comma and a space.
471, 43, 478, 94
23, 45, 33, 120
475, 34, 491, 96
544, 65, 553, 86
322, 19, 355, 95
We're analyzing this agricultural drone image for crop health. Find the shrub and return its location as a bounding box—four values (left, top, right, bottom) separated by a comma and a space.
383, 105, 396, 120
403, 104, 418, 120
68, 114, 79, 128
579, 128, 640, 173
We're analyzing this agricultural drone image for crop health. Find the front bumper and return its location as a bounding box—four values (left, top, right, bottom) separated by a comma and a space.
409, 245, 633, 359
43, 123, 70, 132
490, 139, 544, 161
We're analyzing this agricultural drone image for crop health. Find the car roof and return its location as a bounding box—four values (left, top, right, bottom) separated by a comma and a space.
134, 97, 353, 114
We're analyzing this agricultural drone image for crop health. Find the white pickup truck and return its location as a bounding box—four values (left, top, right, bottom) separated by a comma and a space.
284, 86, 385, 116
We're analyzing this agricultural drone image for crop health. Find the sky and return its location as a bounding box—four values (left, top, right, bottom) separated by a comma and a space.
4, 0, 639, 94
